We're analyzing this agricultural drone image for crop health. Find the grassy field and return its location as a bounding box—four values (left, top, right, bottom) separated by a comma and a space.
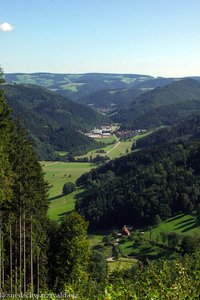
48, 187, 87, 220
88, 213, 200, 267
60, 82, 86, 92
147, 213, 200, 237
94, 136, 116, 144
42, 162, 96, 220
75, 132, 152, 160
55, 151, 68, 156
119, 213, 200, 257
104, 131, 152, 159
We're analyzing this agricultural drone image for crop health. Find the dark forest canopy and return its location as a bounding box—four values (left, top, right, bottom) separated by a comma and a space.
135, 115, 200, 149
76, 140, 200, 229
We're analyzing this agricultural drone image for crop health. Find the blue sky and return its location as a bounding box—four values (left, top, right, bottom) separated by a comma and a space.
1, 0, 200, 76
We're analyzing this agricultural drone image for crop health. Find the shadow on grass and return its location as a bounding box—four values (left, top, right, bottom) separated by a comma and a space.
165, 213, 185, 223
48, 194, 64, 201
130, 249, 173, 261
175, 220, 195, 230
175, 218, 200, 232
181, 219, 200, 232
58, 211, 73, 221
75, 189, 90, 201
177, 218, 195, 225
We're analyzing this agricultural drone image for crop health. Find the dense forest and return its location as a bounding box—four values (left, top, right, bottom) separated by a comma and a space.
120, 99, 200, 130
76, 141, 200, 229
77, 88, 145, 110
135, 115, 200, 149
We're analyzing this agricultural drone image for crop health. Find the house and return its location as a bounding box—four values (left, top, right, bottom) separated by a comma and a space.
122, 225, 131, 236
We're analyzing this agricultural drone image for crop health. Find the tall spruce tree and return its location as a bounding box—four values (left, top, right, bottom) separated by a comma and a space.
9, 118, 49, 293
0, 88, 13, 293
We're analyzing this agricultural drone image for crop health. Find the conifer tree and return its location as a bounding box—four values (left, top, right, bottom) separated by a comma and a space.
0, 87, 13, 293
9, 118, 49, 292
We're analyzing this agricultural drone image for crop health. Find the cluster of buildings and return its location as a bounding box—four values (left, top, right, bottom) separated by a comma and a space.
116, 129, 146, 139
85, 126, 146, 140
85, 126, 113, 138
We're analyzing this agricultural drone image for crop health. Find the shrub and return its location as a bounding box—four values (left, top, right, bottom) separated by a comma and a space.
62, 182, 76, 195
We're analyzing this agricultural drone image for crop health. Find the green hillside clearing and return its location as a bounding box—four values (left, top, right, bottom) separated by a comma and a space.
42, 162, 96, 220
119, 213, 200, 257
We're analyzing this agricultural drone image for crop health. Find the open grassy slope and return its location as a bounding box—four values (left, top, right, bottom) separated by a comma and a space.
75, 131, 152, 160
42, 162, 96, 220
119, 213, 200, 257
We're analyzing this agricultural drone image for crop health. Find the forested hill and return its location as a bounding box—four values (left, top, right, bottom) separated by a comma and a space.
76, 140, 200, 229
135, 115, 200, 149
1, 83, 109, 159
112, 79, 200, 128
77, 88, 145, 110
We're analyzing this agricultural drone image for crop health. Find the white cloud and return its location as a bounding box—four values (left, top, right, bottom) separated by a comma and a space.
0, 22, 14, 32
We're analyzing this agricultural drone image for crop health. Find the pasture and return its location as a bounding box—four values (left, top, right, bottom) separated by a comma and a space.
76, 131, 153, 160
119, 213, 200, 257
42, 162, 96, 220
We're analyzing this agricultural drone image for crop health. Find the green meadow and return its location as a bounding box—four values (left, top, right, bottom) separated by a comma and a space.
42, 162, 96, 221
75, 132, 151, 160
88, 213, 200, 269
119, 213, 200, 257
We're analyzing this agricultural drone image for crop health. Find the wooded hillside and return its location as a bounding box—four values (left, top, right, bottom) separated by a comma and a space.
1, 84, 109, 159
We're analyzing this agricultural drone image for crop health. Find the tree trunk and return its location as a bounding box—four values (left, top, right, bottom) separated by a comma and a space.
37, 253, 39, 294
30, 221, 33, 293
2, 233, 4, 291
0, 211, 2, 292
10, 224, 12, 293
15, 222, 18, 294
19, 213, 22, 294
23, 212, 26, 294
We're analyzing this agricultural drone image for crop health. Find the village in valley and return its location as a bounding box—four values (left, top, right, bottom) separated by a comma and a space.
84, 125, 147, 140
